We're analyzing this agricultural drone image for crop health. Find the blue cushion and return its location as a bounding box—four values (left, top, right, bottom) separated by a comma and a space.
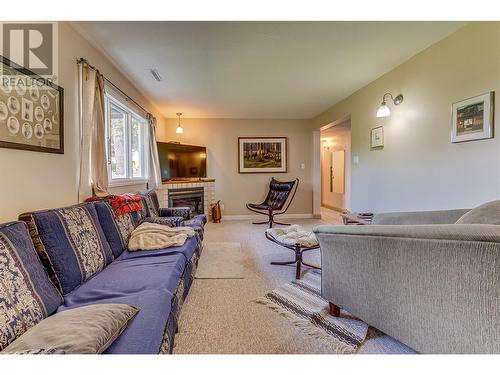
192, 214, 208, 225
19, 203, 114, 295
62, 252, 185, 300
60, 289, 172, 354
94, 202, 139, 258
143, 216, 184, 227
117, 235, 199, 264
137, 190, 160, 218
0, 221, 63, 351
159, 207, 191, 220
58, 252, 186, 354
183, 215, 206, 240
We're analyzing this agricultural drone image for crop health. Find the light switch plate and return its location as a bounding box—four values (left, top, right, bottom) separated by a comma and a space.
353, 155, 359, 165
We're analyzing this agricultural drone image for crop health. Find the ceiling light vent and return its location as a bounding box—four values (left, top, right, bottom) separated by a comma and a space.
150, 69, 162, 82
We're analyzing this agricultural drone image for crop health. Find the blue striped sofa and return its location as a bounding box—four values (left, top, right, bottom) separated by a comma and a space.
0, 195, 205, 354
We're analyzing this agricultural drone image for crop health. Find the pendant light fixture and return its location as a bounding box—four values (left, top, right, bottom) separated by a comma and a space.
176, 112, 184, 134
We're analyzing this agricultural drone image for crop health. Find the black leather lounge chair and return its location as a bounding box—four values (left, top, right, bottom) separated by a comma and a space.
246, 177, 299, 228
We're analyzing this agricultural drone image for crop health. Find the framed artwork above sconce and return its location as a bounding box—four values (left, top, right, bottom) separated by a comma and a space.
370, 126, 384, 149
451, 91, 494, 143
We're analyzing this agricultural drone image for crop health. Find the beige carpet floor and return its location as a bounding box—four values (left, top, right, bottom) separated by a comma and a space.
195, 242, 245, 279
173, 213, 414, 354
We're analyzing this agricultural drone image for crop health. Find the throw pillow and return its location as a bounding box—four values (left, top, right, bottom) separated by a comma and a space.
94, 201, 139, 258
1, 304, 138, 354
19, 203, 114, 295
2, 348, 65, 355
455, 200, 500, 225
138, 190, 160, 217
0, 221, 63, 351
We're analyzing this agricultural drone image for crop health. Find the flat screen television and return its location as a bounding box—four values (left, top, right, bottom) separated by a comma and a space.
157, 142, 207, 180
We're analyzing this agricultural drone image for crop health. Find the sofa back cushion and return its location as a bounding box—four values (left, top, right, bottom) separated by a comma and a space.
455, 200, 500, 225
94, 201, 139, 258
0, 221, 63, 351
137, 190, 160, 218
19, 203, 114, 295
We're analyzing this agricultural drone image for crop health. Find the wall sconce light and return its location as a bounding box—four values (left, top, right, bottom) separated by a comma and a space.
376, 92, 404, 118
176, 112, 184, 134
322, 139, 331, 150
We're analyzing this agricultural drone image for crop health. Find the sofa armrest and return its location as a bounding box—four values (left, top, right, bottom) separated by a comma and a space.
159, 207, 191, 220
314, 224, 500, 243
371, 209, 470, 225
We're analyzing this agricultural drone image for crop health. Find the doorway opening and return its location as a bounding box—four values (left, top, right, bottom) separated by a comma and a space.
314, 117, 351, 218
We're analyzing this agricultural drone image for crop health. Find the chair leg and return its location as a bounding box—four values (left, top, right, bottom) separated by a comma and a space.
270, 260, 296, 266
295, 261, 301, 279
273, 220, 292, 226
252, 220, 271, 225
329, 302, 340, 317
301, 261, 321, 270
272, 213, 292, 226
251, 211, 273, 227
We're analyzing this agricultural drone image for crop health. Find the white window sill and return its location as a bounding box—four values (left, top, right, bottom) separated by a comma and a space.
108, 179, 149, 188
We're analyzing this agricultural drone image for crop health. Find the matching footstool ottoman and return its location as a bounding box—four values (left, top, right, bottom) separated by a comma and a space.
265, 225, 320, 279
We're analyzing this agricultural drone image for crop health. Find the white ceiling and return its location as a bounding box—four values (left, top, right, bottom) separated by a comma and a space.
74, 22, 465, 119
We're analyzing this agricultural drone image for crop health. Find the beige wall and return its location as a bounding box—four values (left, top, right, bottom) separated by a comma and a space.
0, 22, 166, 222
312, 22, 500, 213
156, 118, 313, 216
3, 21, 498, 222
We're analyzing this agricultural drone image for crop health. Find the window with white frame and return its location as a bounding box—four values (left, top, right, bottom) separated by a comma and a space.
105, 92, 148, 185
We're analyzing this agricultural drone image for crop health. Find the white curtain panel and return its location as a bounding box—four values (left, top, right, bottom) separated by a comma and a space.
147, 114, 162, 189
78, 62, 109, 200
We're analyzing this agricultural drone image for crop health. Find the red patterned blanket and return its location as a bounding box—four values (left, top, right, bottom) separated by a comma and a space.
85, 193, 143, 217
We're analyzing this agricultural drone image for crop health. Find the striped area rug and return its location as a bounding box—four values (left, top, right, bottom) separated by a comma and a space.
254, 271, 368, 353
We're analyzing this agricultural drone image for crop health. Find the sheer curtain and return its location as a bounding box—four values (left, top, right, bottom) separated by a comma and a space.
147, 114, 162, 189
78, 61, 108, 200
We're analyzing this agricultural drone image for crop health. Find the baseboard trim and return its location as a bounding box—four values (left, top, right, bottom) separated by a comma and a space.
321, 204, 344, 213
222, 213, 314, 221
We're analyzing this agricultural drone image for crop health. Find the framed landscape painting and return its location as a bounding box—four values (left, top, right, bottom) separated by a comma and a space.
451, 91, 494, 143
238, 137, 287, 173
0, 56, 64, 154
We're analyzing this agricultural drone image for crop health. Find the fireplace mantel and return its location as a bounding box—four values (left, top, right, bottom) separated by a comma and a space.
162, 178, 215, 185
156, 180, 216, 220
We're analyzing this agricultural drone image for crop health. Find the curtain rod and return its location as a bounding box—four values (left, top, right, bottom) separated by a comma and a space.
77, 57, 152, 117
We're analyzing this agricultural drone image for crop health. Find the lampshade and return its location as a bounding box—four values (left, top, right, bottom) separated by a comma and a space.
376, 103, 391, 118
175, 112, 184, 134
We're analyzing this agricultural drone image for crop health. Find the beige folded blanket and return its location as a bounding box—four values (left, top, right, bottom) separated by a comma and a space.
266, 224, 318, 248
128, 222, 196, 251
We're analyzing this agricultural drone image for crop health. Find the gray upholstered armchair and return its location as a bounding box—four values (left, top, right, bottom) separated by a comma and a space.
314, 202, 500, 354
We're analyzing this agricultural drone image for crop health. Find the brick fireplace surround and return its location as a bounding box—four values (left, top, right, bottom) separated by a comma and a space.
155, 179, 216, 220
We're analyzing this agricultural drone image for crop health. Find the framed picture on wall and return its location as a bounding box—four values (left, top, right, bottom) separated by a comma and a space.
370, 126, 384, 149
0, 55, 64, 154
238, 137, 287, 173
451, 91, 494, 143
